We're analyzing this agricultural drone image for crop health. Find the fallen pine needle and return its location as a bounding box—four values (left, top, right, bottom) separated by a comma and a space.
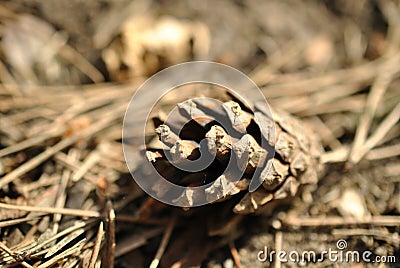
0, 241, 34, 268
89, 222, 104, 268
149, 214, 177, 268
0, 202, 100, 218
229, 239, 242, 268
283, 215, 400, 227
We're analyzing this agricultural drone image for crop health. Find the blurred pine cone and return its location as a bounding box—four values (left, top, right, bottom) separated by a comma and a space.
146, 92, 324, 214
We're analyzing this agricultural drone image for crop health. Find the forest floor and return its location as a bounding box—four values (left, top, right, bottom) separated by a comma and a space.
0, 1, 399, 267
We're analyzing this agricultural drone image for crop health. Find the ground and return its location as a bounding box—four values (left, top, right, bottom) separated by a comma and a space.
0, 0, 399, 267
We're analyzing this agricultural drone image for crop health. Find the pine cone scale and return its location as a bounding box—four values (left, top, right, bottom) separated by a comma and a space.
146, 93, 324, 213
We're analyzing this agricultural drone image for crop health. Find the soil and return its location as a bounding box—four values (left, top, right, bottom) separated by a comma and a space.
0, 0, 399, 267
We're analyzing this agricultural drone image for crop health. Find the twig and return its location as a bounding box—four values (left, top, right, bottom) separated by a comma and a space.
274, 231, 283, 268
54, 152, 98, 182
0, 87, 130, 157
292, 94, 366, 116
36, 239, 85, 268
102, 200, 115, 268
149, 214, 177, 268
229, 240, 242, 268
89, 222, 104, 268
58, 41, 104, 83
321, 146, 350, 163
43, 229, 86, 258
0, 135, 77, 188
262, 59, 381, 97
2, 106, 59, 124
332, 228, 400, 245
0, 104, 125, 188
367, 142, 400, 160
0, 202, 100, 218
348, 52, 400, 165
0, 216, 40, 228
275, 82, 365, 115
27, 222, 86, 255
0, 242, 33, 268
0, 128, 64, 158
71, 150, 100, 182
53, 149, 79, 233
356, 102, 400, 161
283, 215, 400, 227
322, 139, 400, 163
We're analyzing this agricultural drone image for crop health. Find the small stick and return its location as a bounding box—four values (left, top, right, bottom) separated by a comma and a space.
1, 106, 58, 124
58, 41, 105, 83
52, 171, 71, 233
19, 173, 57, 194
332, 228, 400, 245
274, 231, 283, 268
322, 142, 400, 163
53, 149, 80, 233
89, 222, 104, 268
295, 95, 366, 116
275, 83, 366, 114
0, 242, 34, 268
353, 102, 400, 163
103, 200, 115, 268
149, 214, 177, 268
367, 142, 400, 160
229, 240, 242, 268
36, 239, 85, 268
261, 58, 381, 97
0, 216, 40, 228
43, 229, 86, 258
0, 104, 125, 188
283, 215, 400, 227
0, 128, 63, 158
27, 222, 86, 255
72, 150, 101, 182
0, 135, 76, 188
54, 152, 98, 182
0, 202, 100, 218
348, 52, 400, 165
0, 87, 124, 157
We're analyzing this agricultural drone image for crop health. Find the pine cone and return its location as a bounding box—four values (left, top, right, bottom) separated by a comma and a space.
146, 92, 324, 214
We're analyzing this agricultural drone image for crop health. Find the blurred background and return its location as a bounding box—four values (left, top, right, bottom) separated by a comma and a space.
0, 0, 387, 85
0, 0, 399, 267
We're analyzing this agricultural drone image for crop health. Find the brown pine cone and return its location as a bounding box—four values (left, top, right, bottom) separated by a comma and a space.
146, 92, 324, 214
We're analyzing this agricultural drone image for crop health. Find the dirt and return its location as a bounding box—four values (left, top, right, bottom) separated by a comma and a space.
0, 0, 399, 267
